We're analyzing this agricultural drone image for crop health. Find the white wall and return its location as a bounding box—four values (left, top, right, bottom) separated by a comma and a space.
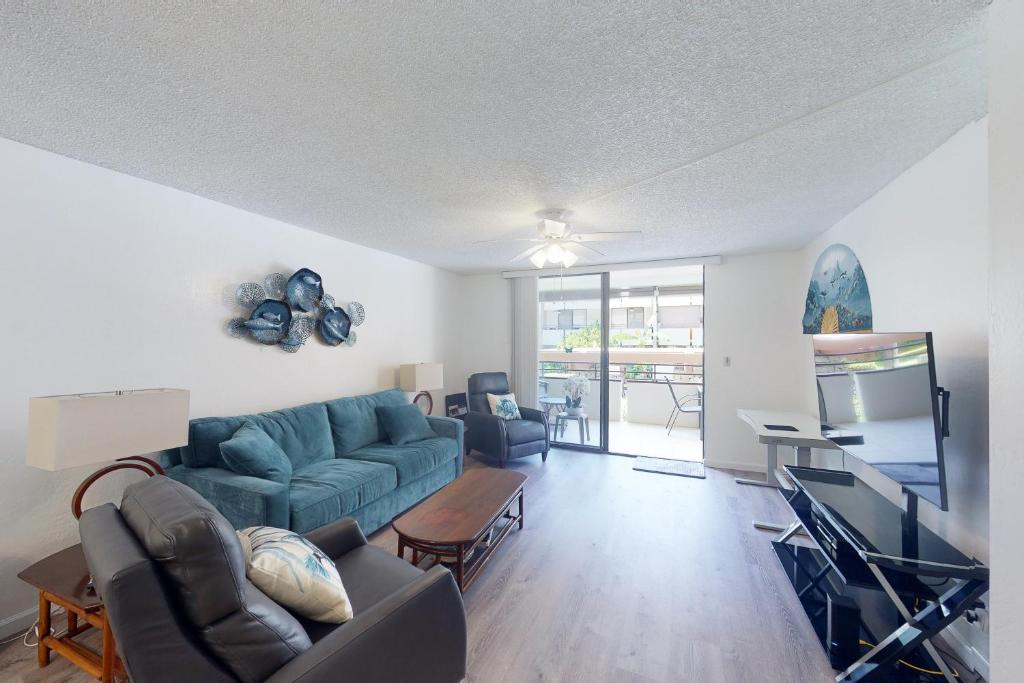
798, 119, 989, 561
443, 273, 511, 399
0, 137, 460, 635
702, 252, 808, 472
988, 0, 1024, 677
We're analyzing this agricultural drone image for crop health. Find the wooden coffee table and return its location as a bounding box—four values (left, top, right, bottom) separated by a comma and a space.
392, 469, 526, 592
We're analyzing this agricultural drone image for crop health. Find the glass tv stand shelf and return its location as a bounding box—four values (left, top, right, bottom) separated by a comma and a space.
772, 466, 988, 683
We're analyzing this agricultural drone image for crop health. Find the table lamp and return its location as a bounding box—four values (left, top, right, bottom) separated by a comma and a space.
399, 363, 444, 415
27, 389, 190, 518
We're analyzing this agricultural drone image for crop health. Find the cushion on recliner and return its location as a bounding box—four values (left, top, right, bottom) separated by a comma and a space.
347, 437, 458, 485
183, 402, 333, 470
468, 372, 511, 414
119, 476, 311, 683
505, 419, 547, 445
296, 544, 424, 643
289, 459, 398, 533
325, 389, 408, 454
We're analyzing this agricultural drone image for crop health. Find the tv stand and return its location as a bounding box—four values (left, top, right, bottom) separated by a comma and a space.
774, 466, 988, 682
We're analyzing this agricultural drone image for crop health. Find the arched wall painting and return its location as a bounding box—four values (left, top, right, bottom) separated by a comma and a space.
802, 244, 873, 334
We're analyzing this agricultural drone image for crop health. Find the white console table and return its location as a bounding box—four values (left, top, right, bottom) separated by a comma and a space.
735, 409, 839, 532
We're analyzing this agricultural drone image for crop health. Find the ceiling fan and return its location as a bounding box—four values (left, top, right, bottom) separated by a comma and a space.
477, 210, 642, 268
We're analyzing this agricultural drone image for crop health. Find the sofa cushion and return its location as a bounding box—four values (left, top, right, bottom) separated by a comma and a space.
183, 403, 333, 470
289, 459, 398, 534
219, 421, 293, 484
119, 476, 311, 683
325, 389, 408, 454
347, 437, 458, 486
505, 419, 547, 445
376, 403, 435, 446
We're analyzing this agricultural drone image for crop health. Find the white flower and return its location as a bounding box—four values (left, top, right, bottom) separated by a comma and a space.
564, 374, 591, 401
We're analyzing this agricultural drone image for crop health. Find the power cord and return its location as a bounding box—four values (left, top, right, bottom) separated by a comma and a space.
0, 605, 68, 648
859, 640, 959, 678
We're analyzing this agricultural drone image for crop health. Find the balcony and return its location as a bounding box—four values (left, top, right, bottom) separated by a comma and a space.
538, 348, 703, 461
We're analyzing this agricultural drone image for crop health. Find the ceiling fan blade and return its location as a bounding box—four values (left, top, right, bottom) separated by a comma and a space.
512, 244, 547, 262
569, 231, 643, 242
574, 242, 606, 257
472, 237, 543, 245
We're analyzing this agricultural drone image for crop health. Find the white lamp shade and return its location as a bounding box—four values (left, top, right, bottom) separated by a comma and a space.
27, 389, 190, 471
399, 363, 444, 392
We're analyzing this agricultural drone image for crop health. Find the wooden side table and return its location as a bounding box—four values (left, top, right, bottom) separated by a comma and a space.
17, 544, 125, 682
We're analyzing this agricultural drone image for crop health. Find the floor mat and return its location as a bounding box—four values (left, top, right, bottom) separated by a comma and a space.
633, 456, 705, 479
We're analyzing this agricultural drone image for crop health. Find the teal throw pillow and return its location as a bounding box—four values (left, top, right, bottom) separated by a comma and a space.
219, 421, 293, 484
376, 403, 435, 446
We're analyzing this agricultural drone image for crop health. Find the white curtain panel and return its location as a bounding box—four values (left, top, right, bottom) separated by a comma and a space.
509, 276, 540, 411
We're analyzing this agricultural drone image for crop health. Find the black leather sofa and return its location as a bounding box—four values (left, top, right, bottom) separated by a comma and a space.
78, 475, 467, 683
464, 372, 549, 467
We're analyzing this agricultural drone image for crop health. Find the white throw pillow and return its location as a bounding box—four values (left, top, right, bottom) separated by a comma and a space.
486, 392, 522, 420
237, 526, 353, 624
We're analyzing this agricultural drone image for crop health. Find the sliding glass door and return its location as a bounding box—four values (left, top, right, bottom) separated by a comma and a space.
607, 267, 704, 461
537, 273, 606, 450
535, 265, 705, 460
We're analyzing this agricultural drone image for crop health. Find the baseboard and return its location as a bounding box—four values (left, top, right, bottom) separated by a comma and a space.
0, 606, 37, 642
704, 458, 767, 475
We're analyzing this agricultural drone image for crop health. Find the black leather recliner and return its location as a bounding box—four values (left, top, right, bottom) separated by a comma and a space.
465, 372, 549, 467
78, 475, 467, 683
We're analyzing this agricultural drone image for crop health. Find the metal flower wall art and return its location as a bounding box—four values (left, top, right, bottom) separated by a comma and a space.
227, 268, 365, 353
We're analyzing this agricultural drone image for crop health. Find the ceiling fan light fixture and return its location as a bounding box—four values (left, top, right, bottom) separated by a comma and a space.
538, 218, 567, 237
545, 243, 564, 262
530, 250, 548, 268
560, 249, 579, 267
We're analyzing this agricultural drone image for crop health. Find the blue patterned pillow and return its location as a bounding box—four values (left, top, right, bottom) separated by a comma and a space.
237, 526, 353, 623
486, 392, 522, 420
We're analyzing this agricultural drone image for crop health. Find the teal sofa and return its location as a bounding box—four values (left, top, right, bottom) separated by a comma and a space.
158, 389, 463, 534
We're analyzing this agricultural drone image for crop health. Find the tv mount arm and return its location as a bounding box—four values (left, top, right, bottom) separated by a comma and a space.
937, 386, 951, 438
900, 386, 951, 553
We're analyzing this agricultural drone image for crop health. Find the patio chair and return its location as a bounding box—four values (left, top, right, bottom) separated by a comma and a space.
664, 379, 703, 438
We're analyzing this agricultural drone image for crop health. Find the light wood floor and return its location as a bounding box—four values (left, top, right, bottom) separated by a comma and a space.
0, 449, 836, 683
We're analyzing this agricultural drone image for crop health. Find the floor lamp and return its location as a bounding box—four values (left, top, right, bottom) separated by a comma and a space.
27, 389, 190, 518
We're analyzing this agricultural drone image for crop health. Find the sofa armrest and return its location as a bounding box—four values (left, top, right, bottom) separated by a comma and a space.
519, 407, 546, 425
426, 415, 464, 475
166, 466, 289, 529
519, 407, 550, 446
264, 566, 466, 683
301, 517, 367, 558
464, 411, 507, 458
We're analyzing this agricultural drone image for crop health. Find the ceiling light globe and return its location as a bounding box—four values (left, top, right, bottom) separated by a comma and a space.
561, 250, 579, 267
530, 250, 548, 268
546, 243, 564, 262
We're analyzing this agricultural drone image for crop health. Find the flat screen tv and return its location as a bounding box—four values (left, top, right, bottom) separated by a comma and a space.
813, 332, 949, 510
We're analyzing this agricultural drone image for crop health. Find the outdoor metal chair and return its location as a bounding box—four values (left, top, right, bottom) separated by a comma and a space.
664, 378, 703, 437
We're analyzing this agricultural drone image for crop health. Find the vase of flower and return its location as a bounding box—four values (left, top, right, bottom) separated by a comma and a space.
563, 374, 591, 416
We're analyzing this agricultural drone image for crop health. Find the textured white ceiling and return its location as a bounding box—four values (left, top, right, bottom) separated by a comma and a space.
0, 2, 988, 273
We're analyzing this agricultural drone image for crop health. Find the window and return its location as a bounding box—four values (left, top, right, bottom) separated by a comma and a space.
659, 305, 702, 328
611, 307, 645, 328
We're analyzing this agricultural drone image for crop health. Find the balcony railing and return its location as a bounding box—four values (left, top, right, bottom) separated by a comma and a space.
539, 359, 702, 384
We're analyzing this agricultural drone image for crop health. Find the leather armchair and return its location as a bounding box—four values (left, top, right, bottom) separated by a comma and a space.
79, 476, 467, 683
465, 372, 549, 467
